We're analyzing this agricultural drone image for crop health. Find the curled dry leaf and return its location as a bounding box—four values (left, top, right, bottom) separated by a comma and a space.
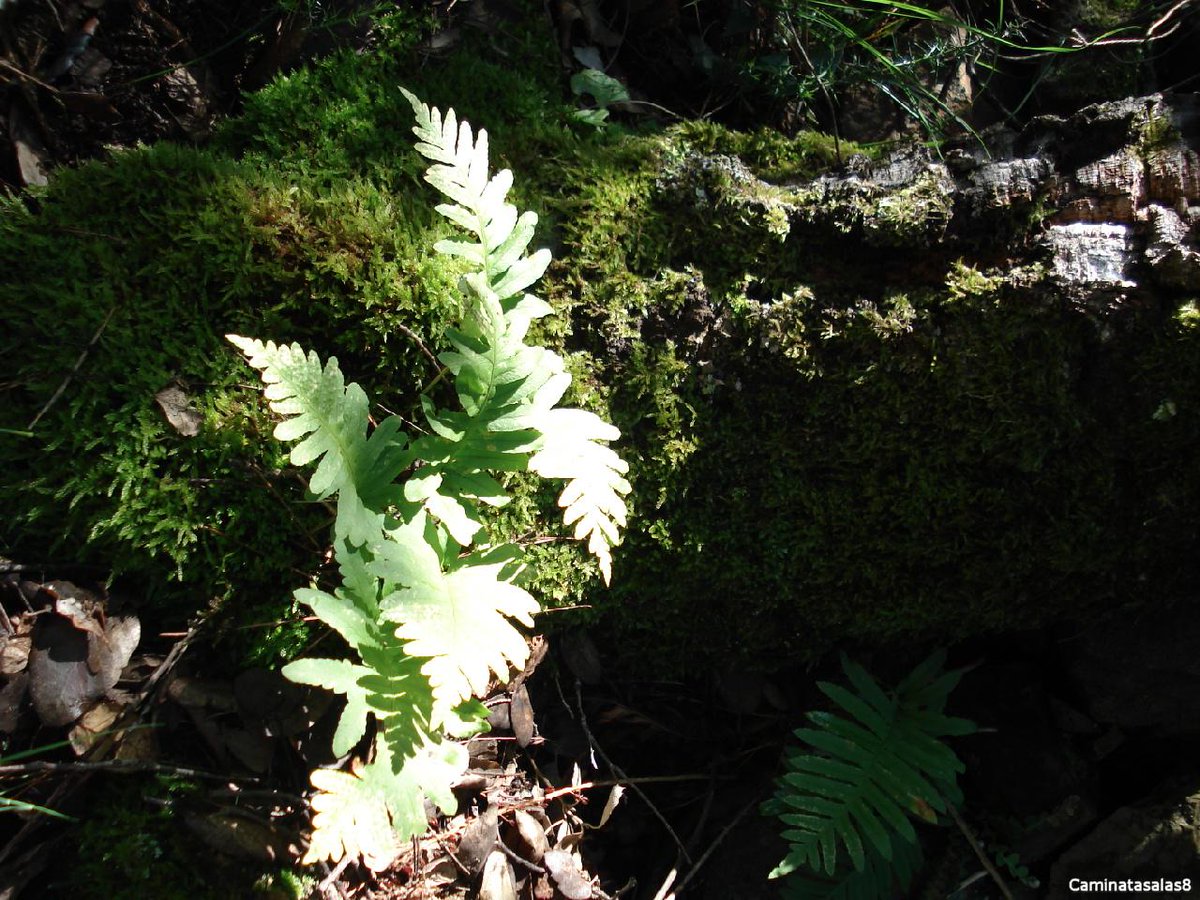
424, 854, 459, 887
69, 697, 124, 755
28, 603, 140, 728
479, 850, 518, 900
542, 848, 593, 900
456, 805, 499, 876
510, 682, 535, 748
509, 809, 548, 864
597, 784, 625, 829
8, 102, 50, 187
155, 385, 203, 437
0, 621, 31, 676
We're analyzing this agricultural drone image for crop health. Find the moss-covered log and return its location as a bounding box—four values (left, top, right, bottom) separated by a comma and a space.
1, 13, 1197, 673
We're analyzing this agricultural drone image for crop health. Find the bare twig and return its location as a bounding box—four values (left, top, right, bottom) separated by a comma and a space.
945, 802, 1014, 900
395, 322, 443, 373
135, 616, 204, 713
28, 306, 117, 430
671, 794, 759, 897
1150, 0, 1196, 36
495, 838, 545, 874
432, 833, 472, 877
43, 0, 65, 31
573, 679, 692, 863
0, 58, 59, 93
0, 759, 263, 783
535, 772, 714, 804
317, 854, 352, 899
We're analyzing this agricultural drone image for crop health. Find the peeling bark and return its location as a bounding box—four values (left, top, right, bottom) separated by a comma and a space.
680, 94, 1200, 296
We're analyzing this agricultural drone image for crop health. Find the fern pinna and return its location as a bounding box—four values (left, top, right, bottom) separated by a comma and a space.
228, 90, 630, 869
765, 652, 975, 899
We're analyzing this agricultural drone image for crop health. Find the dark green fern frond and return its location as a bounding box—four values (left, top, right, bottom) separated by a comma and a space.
767, 652, 975, 894
780, 830, 923, 900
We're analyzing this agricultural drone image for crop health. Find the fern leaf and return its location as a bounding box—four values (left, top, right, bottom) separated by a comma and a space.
293, 586, 379, 652
282, 658, 374, 757
305, 764, 400, 871
304, 735, 467, 871
227, 335, 400, 548
227, 336, 365, 498
378, 550, 538, 714
401, 94, 630, 580
767, 653, 975, 883
403, 472, 483, 546
237, 93, 631, 869
364, 512, 536, 715
529, 408, 631, 584
777, 834, 923, 900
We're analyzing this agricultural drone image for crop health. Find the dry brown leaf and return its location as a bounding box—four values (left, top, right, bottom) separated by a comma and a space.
166, 674, 238, 713
155, 385, 202, 437
542, 848, 592, 900
510, 683, 535, 748
69, 697, 124, 755
479, 850, 517, 900
509, 809, 548, 864
424, 854, 460, 887
597, 784, 625, 829
457, 806, 499, 876
115, 719, 159, 761
0, 632, 31, 677
8, 102, 50, 187
28, 604, 140, 728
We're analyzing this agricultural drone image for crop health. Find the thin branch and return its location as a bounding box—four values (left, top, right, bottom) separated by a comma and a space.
395, 322, 443, 373
573, 678, 692, 863
432, 833, 472, 877
671, 795, 759, 896
0, 759, 263, 783
495, 838, 545, 874
317, 854, 352, 900
536, 772, 716, 803
1150, 0, 1196, 36
945, 802, 1014, 900
0, 58, 59, 93
28, 306, 117, 430
134, 615, 204, 714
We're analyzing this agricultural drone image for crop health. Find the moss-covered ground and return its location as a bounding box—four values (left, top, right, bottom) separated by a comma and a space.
3, 4, 1199, 685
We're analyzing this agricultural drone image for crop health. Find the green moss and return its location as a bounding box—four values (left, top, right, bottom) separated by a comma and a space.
63, 778, 213, 898
669, 120, 865, 182
531, 105, 1200, 670
1138, 107, 1181, 158
1075, 0, 1142, 30
0, 22, 578, 660
945, 261, 1005, 303
61, 775, 312, 898
4, 1, 1198, 684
